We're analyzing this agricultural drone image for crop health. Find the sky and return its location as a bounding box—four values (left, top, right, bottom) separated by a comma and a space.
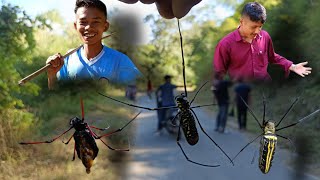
6, 0, 234, 44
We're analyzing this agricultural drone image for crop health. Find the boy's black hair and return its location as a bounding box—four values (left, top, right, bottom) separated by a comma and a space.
164, 75, 172, 81
74, 0, 107, 18
241, 2, 266, 23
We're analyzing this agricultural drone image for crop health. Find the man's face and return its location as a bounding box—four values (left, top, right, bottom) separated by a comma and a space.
240, 16, 263, 39
74, 7, 109, 45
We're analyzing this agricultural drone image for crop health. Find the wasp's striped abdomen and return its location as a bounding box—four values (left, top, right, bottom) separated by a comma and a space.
259, 134, 277, 174
180, 109, 199, 145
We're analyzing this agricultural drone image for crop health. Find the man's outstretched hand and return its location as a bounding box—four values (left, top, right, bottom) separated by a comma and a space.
118, 0, 201, 19
290, 62, 312, 77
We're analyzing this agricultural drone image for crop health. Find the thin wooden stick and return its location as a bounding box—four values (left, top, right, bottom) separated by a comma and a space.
18, 33, 115, 85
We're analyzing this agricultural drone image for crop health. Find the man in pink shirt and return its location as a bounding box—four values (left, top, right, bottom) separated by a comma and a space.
213, 2, 312, 82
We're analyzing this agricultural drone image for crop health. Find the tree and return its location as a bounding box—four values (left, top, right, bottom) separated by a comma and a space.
0, 3, 48, 160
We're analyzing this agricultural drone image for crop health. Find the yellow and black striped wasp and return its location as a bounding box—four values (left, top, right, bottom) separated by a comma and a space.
232, 95, 320, 174
20, 98, 141, 173
99, 20, 234, 167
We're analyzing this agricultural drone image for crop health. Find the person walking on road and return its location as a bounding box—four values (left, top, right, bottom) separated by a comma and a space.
213, 77, 232, 133
155, 75, 177, 134
234, 81, 251, 130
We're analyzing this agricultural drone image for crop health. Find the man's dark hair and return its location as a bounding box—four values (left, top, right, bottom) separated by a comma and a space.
74, 0, 107, 18
241, 2, 266, 23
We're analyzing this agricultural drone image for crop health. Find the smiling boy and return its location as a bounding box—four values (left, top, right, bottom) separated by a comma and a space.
46, 0, 141, 89
213, 2, 311, 82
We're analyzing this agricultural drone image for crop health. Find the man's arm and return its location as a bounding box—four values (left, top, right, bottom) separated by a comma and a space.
155, 86, 162, 103
117, 54, 143, 84
266, 32, 312, 78
267, 36, 293, 77
155, 85, 163, 97
213, 42, 229, 80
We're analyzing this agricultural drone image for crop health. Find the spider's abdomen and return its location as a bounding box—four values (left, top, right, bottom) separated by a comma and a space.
74, 130, 99, 174
259, 134, 277, 174
180, 110, 199, 145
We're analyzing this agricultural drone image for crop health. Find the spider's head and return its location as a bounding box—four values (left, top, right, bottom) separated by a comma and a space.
175, 93, 188, 103
175, 93, 189, 109
70, 117, 82, 126
264, 121, 275, 134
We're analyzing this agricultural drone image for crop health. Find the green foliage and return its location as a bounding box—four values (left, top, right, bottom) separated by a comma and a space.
138, 15, 195, 86
300, 0, 320, 83
183, 20, 217, 81
264, 0, 309, 59
0, 4, 41, 109
0, 3, 47, 163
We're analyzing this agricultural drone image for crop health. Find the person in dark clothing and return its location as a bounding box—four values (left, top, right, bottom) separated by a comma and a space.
147, 79, 153, 99
234, 82, 251, 130
213, 78, 232, 133
155, 75, 177, 133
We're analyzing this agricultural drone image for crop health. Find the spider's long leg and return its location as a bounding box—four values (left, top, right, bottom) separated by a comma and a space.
232, 133, 263, 162
89, 113, 134, 151
190, 81, 209, 105
176, 123, 220, 167
190, 109, 234, 166
169, 111, 180, 127
20, 126, 74, 145
81, 97, 85, 121
72, 143, 76, 161
98, 92, 177, 110
177, 19, 188, 97
239, 96, 263, 129
89, 123, 131, 151
276, 109, 320, 132
275, 97, 299, 127
262, 93, 266, 126
63, 133, 75, 145
251, 150, 258, 164
99, 137, 130, 151
89, 124, 110, 131
191, 103, 218, 109
96, 111, 142, 139
276, 134, 296, 153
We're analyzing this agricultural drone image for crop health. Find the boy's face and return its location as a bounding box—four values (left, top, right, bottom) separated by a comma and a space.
74, 7, 109, 45
240, 15, 263, 39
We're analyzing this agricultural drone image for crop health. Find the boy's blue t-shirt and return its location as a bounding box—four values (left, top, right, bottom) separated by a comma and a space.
57, 45, 142, 84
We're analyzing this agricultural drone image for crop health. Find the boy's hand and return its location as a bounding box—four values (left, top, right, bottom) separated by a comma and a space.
46, 53, 64, 78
